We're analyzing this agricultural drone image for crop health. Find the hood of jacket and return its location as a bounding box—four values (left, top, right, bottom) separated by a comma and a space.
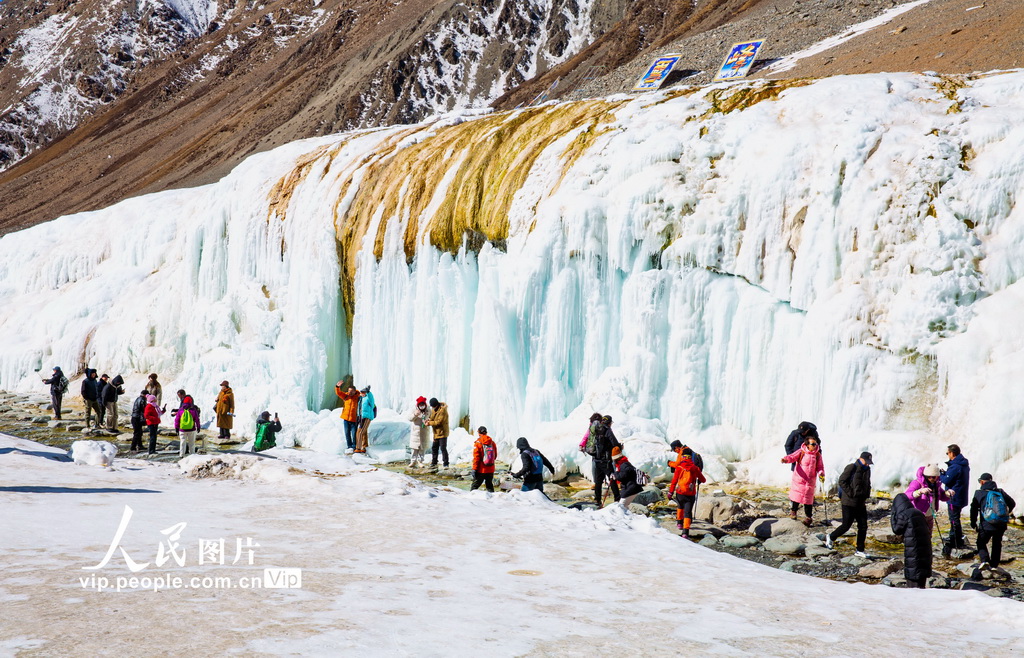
892, 491, 914, 517
111, 375, 124, 387
980, 480, 997, 492
516, 437, 530, 451
85, 368, 97, 378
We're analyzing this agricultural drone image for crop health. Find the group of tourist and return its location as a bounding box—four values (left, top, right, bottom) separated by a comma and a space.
782, 421, 1017, 588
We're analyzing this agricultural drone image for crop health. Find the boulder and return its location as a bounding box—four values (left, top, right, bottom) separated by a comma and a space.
870, 530, 902, 544
695, 493, 751, 526
881, 573, 907, 588
632, 485, 664, 507
627, 504, 650, 517
840, 555, 871, 568
779, 560, 804, 572
859, 560, 903, 579
868, 498, 891, 511
543, 483, 569, 499
571, 490, 595, 501
690, 521, 729, 539
763, 537, 805, 555
804, 545, 836, 558
499, 480, 520, 492
66, 424, 85, 431
749, 517, 807, 539
927, 576, 951, 589
30, 416, 49, 423
698, 535, 719, 548
721, 535, 761, 549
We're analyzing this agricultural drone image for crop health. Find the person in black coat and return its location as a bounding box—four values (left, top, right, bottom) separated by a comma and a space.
826, 451, 872, 555
99, 374, 125, 431
969, 473, 1017, 568
512, 437, 555, 493
784, 422, 818, 470
611, 446, 644, 507
80, 368, 103, 429
591, 415, 622, 507
891, 493, 932, 588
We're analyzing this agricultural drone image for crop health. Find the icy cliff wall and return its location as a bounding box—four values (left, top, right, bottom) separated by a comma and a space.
2, 72, 1024, 501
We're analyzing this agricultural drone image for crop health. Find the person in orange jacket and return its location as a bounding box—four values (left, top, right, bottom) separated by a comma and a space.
470, 426, 497, 492
335, 382, 361, 453
669, 447, 707, 539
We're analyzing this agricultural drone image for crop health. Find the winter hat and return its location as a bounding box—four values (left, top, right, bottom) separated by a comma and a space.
923, 464, 940, 478
361, 385, 371, 393
477, 426, 487, 435
260, 411, 271, 420
53, 366, 61, 372
979, 472, 993, 482
602, 415, 613, 425
859, 451, 873, 465
516, 437, 530, 450
681, 447, 693, 457
669, 440, 683, 450
146, 395, 157, 404
429, 398, 439, 408
611, 446, 623, 458
416, 396, 427, 405
220, 380, 229, 386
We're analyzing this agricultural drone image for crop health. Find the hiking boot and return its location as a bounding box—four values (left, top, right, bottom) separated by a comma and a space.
789, 510, 797, 520
676, 521, 684, 530
854, 551, 869, 559
941, 544, 952, 559
802, 517, 812, 527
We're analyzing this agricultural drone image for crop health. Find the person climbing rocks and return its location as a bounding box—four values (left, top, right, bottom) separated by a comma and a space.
784, 421, 818, 471
669, 447, 706, 538
426, 398, 450, 468
41, 366, 68, 420
969, 473, 1016, 569
130, 389, 148, 452
470, 426, 497, 492
80, 368, 103, 429
611, 446, 645, 509
100, 374, 125, 432
144, 394, 163, 454
354, 385, 376, 454
781, 435, 825, 526
513, 437, 555, 493
335, 382, 361, 453
578, 412, 604, 453
825, 451, 872, 557
253, 412, 283, 453
668, 440, 704, 471
890, 492, 933, 589
407, 396, 430, 466
591, 415, 621, 508
145, 373, 163, 407
174, 394, 201, 458
939, 444, 971, 558
905, 464, 948, 535
215, 380, 234, 440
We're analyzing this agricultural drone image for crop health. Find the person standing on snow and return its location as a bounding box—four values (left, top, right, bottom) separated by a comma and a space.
426, 398, 450, 468
470, 427, 498, 492
591, 415, 621, 508
970, 473, 1016, 569
144, 394, 163, 454
905, 464, 948, 535
890, 492, 933, 589
100, 374, 125, 432
215, 380, 235, 440
784, 422, 818, 471
407, 396, 430, 466
354, 386, 376, 454
42, 366, 68, 420
611, 446, 645, 508
145, 373, 163, 407
513, 437, 555, 493
939, 444, 971, 558
253, 412, 283, 452
335, 382, 361, 453
669, 447, 706, 538
130, 390, 148, 452
174, 394, 201, 457
781, 435, 825, 526
80, 368, 103, 429
825, 452, 872, 557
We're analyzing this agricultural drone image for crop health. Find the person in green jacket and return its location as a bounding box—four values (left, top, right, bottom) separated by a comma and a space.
253, 412, 283, 452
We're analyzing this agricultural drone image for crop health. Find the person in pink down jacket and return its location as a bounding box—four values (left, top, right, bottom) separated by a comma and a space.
905, 464, 948, 533
781, 436, 825, 526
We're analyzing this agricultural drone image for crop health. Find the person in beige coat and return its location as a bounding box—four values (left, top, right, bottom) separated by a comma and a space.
407, 396, 431, 466
215, 380, 234, 440
425, 398, 450, 468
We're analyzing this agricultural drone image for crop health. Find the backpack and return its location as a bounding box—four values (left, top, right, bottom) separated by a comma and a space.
583, 422, 602, 456
254, 422, 272, 452
636, 468, 650, 486
982, 489, 1010, 523
526, 449, 544, 476
58, 375, 69, 394
179, 407, 196, 431
675, 467, 696, 495
481, 441, 496, 467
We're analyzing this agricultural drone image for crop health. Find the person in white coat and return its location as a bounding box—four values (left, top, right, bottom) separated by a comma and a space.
407, 396, 430, 466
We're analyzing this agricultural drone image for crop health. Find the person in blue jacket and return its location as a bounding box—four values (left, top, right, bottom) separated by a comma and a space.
939, 443, 971, 558
354, 385, 376, 454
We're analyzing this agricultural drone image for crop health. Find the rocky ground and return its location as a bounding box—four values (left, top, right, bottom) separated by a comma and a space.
4, 388, 1022, 601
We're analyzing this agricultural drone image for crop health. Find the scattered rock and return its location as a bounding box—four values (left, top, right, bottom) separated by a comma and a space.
779, 560, 804, 572
66, 424, 84, 431
628, 503, 650, 516
859, 560, 903, 579
632, 485, 663, 506
543, 483, 569, 499
841, 555, 872, 568
804, 545, 836, 558
690, 521, 729, 539
881, 573, 907, 587
698, 535, 719, 548
721, 535, 761, 549
763, 537, 805, 555
927, 576, 950, 589
749, 517, 807, 539
870, 530, 902, 544
695, 493, 751, 526
571, 490, 595, 501
30, 416, 49, 424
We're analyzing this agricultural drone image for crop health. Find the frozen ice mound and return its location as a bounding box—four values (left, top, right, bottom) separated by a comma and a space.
68, 440, 117, 466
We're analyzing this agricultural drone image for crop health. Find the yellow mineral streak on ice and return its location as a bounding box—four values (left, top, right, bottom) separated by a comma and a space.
266, 143, 338, 222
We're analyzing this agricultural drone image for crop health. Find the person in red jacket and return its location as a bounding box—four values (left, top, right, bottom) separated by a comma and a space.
143, 394, 163, 455
669, 448, 706, 539
470, 426, 497, 492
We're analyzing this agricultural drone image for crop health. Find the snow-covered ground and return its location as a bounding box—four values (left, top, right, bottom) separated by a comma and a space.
3, 71, 1024, 507
1, 433, 1022, 655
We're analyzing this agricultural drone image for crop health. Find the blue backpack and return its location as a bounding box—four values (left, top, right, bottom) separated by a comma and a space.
526, 449, 544, 475
982, 490, 1010, 523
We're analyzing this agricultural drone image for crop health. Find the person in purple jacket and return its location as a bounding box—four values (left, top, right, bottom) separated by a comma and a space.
174, 394, 201, 458
905, 464, 949, 535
